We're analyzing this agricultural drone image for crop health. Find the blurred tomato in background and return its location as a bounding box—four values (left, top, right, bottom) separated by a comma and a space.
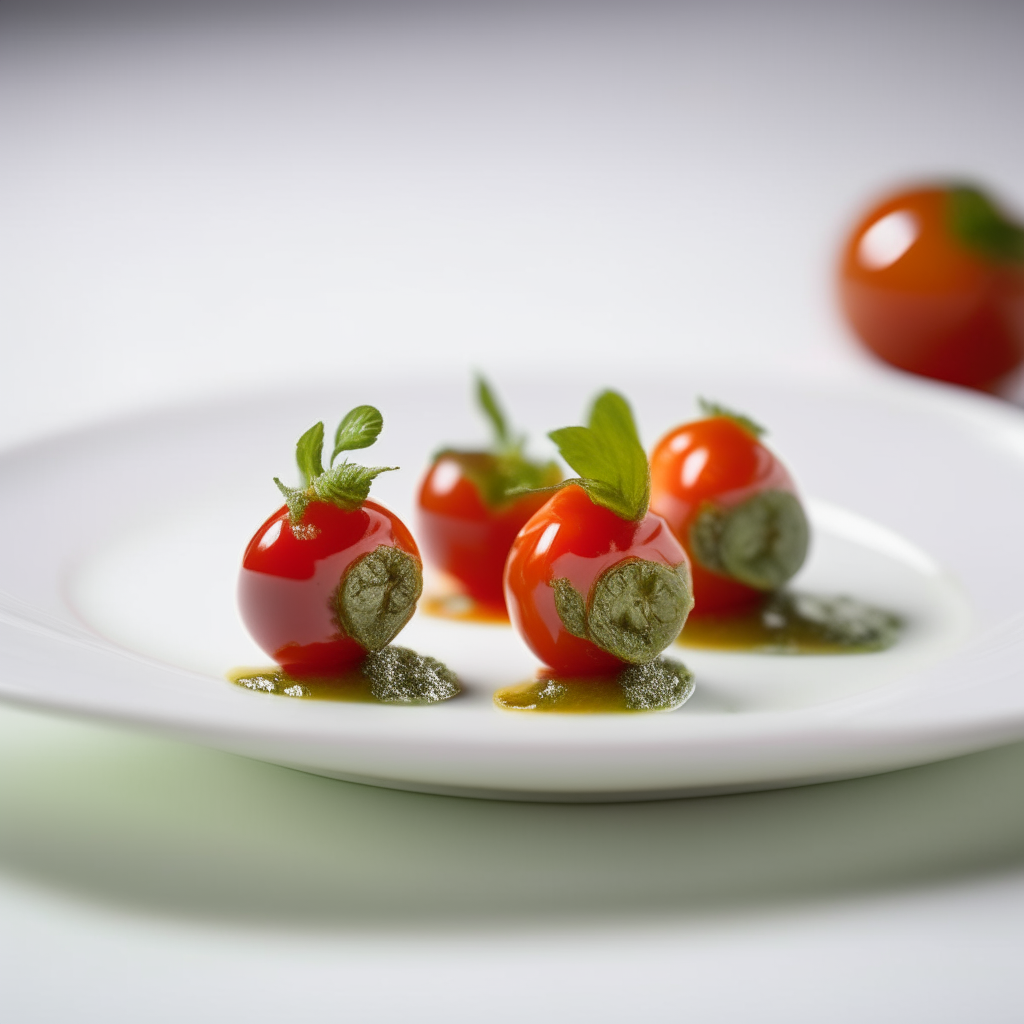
838, 184, 1024, 392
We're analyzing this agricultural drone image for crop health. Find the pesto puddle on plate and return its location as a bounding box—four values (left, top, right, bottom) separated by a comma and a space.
677, 591, 901, 654
229, 646, 460, 704
494, 657, 695, 714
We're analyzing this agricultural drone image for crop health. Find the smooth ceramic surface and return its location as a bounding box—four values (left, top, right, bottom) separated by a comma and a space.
0, 368, 1022, 800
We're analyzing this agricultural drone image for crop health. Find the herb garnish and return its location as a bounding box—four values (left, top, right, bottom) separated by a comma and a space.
947, 185, 1024, 265
274, 405, 397, 524
546, 390, 650, 522
697, 398, 766, 439
435, 376, 560, 508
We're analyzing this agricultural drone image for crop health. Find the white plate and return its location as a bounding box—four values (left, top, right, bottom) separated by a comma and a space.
1, 368, 1023, 801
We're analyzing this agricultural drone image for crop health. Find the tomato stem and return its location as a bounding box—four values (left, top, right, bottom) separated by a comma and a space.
275, 405, 397, 524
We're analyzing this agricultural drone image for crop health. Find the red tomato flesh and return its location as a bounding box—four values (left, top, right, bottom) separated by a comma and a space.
238, 498, 420, 677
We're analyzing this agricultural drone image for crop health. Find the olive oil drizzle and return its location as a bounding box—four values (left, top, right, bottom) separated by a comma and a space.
229, 666, 372, 702
678, 591, 901, 654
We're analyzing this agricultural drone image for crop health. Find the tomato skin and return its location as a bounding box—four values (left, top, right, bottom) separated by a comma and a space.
839, 187, 1024, 391
238, 498, 420, 677
649, 417, 799, 615
417, 453, 556, 611
503, 484, 690, 676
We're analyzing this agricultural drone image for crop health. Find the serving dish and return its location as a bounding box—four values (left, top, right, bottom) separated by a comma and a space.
0, 366, 1022, 801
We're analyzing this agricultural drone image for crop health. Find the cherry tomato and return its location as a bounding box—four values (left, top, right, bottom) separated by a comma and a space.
838, 184, 1024, 391
417, 377, 560, 614
649, 411, 808, 615
238, 405, 423, 679
239, 499, 421, 677
418, 452, 559, 610
504, 484, 692, 676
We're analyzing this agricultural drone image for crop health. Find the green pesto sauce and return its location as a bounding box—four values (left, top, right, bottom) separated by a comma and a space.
677, 591, 901, 654
494, 657, 694, 715
227, 646, 460, 704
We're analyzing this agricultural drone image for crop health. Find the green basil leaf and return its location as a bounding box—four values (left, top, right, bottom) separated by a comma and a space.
332, 405, 384, 463
476, 375, 510, 449
295, 421, 325, 487
548, 390, 650, 521
275, 405, 396, 524
947, 186, 1024, 265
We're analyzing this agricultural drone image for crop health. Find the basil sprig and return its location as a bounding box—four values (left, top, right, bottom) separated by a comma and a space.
274, 404, 397, 523
436, 376, 561, 508
547, 390, 650, 522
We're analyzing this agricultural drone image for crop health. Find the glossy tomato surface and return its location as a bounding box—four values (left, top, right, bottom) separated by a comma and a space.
417, 452, 556, 611
839, 186, 1024, 391
649, 416, 798, 615
238, 498, 420, 677
503, 484, 689, 676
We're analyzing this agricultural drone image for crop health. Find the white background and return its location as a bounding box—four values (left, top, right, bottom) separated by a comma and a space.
2, 1, 1024, 1019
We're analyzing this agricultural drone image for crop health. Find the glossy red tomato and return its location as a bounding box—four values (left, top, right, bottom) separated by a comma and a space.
649, 414, 807, 615
503, 484, 692, 676
239, 498, 421, 677
839, 185, 1024, 391
418, 452, 557, 611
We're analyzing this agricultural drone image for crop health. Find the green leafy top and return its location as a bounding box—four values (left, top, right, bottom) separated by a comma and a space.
274, 405, 397, 524
476, 376, 513, 450
947, 185, 1024, 264
698, 398, 766, 439
548, 390, 650, 522
435, 376, 561, 507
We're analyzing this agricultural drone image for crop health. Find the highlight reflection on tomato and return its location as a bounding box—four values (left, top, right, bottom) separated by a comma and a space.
504, 391, 693, 677
839, 184, 1024, 391
649, 404, 809, 615
417, 377, 559, 614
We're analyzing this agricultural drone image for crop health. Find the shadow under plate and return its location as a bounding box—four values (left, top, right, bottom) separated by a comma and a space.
1, 703, 1023, 931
